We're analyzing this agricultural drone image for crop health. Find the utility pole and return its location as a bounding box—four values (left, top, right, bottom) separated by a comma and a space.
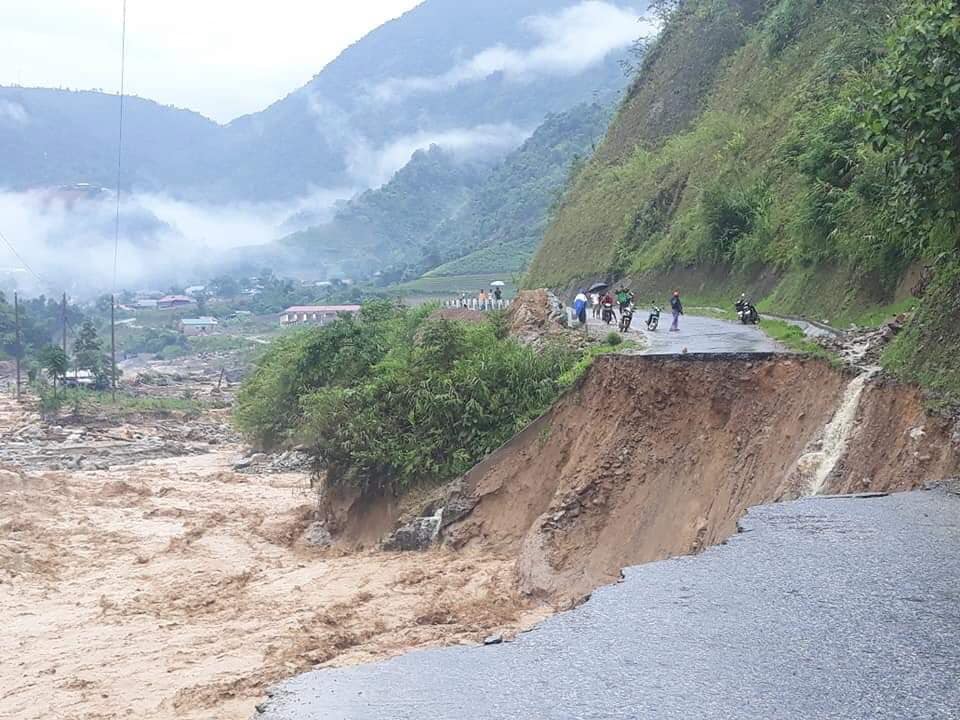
61, 292, 67, 355
111, 295, 117, 401
14, 292, 21, 401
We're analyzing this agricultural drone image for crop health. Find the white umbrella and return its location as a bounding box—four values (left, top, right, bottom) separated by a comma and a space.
490, 281, 506, 287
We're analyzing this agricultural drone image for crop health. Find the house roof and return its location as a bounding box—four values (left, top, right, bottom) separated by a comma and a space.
283, 305, 362, 314
158, 295, 195, 303
181, 317, 219, 326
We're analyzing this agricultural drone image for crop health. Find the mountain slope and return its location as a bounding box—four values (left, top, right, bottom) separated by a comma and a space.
212, 0, 640, 200
273, 99, 617, 280
0, 1, 646, 202
528, 0, 960, 403
426, 101, 614, 276
0, 87, 220, 193
278, 146, 489, 279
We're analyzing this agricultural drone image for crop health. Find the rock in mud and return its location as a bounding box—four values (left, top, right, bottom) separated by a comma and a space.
439, 479, 478, 529
382, 512, 443, 552
304, 522, 333, 548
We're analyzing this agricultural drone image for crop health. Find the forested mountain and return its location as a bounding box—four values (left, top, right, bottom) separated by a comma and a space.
426, 101, 613, 276
277, 146, 490, 279
0, 0, 645, 201
0, 88, 220, 193
272, 100, 615, 280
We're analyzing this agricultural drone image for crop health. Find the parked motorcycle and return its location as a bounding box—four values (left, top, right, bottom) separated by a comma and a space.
619, 303, 635, 333
646, 305, 661, 331
735, 298, 760, 325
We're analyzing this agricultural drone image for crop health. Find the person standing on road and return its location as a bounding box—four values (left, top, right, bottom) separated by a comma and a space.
670, 290, 684, 332
574, 290, 589, 328
591, 292, 601, 318
479, 289, 488, 311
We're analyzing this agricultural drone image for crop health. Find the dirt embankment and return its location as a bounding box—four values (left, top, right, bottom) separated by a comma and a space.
440, 355, 958, 601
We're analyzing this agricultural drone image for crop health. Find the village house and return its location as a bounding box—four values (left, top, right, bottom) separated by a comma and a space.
179, 317, 220, 336
280, 305, 362, 327
157, 295, 196, 310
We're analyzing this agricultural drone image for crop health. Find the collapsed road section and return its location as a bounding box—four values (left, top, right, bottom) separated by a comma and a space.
321, 353, 957, 602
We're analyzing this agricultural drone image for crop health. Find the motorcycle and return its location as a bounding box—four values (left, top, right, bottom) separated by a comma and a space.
646, 305, 661, 331
619, 303, 635, 333
735, 299, 760, 325
601, 301, 616, 325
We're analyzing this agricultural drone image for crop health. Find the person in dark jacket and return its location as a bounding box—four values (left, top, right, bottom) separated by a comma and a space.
670, 290, 684, 331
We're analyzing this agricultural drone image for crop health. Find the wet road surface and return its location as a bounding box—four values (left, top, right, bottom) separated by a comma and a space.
589, 311, 783, 355
256, 489, 960, 720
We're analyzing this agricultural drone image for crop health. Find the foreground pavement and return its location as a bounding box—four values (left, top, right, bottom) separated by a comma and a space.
256, 489, 960, 720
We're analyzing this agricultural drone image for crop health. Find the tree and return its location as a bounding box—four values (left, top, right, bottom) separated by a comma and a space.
861, 0, 960, 246
73, 320, 109, 388
40, 345, 68, 397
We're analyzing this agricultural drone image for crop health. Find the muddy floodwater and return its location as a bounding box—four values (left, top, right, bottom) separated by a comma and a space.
0, 394, 546, 720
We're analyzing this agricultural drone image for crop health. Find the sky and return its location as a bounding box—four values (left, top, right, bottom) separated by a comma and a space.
0, 0, 423, 124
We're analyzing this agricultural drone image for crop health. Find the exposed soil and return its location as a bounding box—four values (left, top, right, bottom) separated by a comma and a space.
0, 399, 544, 720
505, 289, 588, 349
443, 355, 958, 600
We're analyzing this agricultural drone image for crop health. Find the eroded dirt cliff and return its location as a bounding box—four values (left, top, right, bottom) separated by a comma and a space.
441, 355, 957, 600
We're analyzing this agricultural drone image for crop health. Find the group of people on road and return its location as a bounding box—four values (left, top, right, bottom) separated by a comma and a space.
573, 285, 684, 332
459, 286, 503, 310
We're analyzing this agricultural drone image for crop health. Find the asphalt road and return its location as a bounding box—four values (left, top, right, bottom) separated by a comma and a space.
256, 489, 960, 720
588, 310, 783, 355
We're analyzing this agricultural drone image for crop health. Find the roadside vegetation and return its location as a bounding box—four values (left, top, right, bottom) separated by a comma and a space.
236, 301, 630, 495
758, 319, 839, 364
528, 0, 960, 406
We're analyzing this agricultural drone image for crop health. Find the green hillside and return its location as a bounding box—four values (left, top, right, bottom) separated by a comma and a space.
279, 146, 488, 279
427, 102, 614, 277
528, 0, 960, 404
276, 101, 617, 281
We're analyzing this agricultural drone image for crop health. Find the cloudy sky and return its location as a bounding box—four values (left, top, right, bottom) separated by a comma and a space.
0, 0, 423, 123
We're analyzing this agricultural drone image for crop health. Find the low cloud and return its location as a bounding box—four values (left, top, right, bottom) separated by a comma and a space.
0, 99, 29, 125
346, 124, 530, 188
371, 1, 655, 103
308, 92, 529, 188
0, 187, 352, 296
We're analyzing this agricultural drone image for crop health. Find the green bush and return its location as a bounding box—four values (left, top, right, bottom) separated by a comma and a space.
236, 300, 577, 495
884, 261, 960, 411
861, 0, 960, 240
605, 332, 623, 346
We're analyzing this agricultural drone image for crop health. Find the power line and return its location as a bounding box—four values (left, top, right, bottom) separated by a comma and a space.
112, 0, 128, 293
0, 226, 44, 286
